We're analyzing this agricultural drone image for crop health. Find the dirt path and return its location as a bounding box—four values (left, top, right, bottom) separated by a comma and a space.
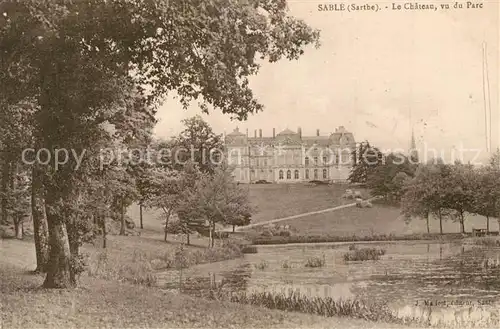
232, 197, 381, 232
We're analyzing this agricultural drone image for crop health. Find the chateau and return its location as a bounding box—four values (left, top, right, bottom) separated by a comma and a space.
224, 126, 356, 183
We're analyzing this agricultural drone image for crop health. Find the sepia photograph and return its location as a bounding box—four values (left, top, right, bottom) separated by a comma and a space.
0, 0, 499, 328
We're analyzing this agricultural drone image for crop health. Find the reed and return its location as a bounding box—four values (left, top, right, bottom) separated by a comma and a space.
212, 290, 408, 324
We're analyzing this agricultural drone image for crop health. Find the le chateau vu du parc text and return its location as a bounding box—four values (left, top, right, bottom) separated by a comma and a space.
318, 2, 483, 11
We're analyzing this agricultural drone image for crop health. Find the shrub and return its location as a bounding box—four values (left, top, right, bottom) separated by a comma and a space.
305, 255, 325, 268
348, 244, 357, 251
251, 232, 465, 245
87, 250, 157, 286
343, 248, 386, 262
474, 237, 500, 247
158, 242, 244, 270
281, 260, 291, 269
255, 260, 269, 270
241, 245, 258, 254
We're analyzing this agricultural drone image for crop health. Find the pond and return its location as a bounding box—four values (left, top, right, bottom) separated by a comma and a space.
157, 241, 500, 326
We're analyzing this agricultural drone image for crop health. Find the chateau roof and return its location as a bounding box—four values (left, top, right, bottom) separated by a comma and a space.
330, 132, 355, 144
302, 136, 330, 146
227, 127, 245, 136
277, 128, 298, 136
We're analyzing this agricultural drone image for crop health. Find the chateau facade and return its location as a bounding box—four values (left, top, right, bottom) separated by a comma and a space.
224, 126, 356, 183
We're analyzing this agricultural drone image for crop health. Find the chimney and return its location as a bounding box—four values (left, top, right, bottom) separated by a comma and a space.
273, 128, 276, 138
297, 127, 302, 138
259, 129, 262, 138
254, 130, 257, 138
316, 129, 320, 136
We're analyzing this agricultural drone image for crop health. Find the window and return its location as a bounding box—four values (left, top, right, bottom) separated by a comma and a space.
305, 157, 309, 166
314, 156, 318, 165
314, 169, 318, 179
294, 170, 299, 179
323, 169, 327, 179
286, 170, 291, 179
323, 156, 327, 164
305, 169, 309, 179
279, 170, 284, 180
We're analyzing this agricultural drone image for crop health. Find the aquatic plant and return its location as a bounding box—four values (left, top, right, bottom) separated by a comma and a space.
255, 260, 269, 270
304, 255, 325, 267
474, 237, 500, 247
215, 290, 407, 323
343, 248, 386, 262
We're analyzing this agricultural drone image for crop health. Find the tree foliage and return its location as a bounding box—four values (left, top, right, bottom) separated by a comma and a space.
0, 0, 319, 288
348, 141, 383, 184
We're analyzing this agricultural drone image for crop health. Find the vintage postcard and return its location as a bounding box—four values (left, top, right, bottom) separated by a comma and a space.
0, 0, 499, 328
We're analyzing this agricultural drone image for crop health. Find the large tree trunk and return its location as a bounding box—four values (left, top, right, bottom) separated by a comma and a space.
119, 199, 125, 236
32, 166, 49, 273
14, 216, 23, 239
211, 222, 215, 248
208, 225, 212, 248
459, 212, 465, 234
232, 224, 235, 233
139, 203, 143, 229
186, 232, 190, 245
425, 213, 430, 234
162, 208, 171, 242
66, 217, 80, 286
43, 208, 74, 288
101, 214, 107, 249
1, 159, 9, 225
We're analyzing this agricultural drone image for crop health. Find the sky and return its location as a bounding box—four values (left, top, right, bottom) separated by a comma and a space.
153, 0, 499, 164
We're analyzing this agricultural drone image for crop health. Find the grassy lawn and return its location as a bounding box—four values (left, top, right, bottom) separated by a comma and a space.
0, 238, 404, 329
127, 183, 369, 227
275, 203, 499, 237
127, 183, 498, 239
244, 183, 368, 223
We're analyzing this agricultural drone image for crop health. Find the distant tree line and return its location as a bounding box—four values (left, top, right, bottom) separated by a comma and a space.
349, 142, 500, 234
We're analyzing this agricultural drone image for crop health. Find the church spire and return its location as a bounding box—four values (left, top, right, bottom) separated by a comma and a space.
409, 128, 419, 163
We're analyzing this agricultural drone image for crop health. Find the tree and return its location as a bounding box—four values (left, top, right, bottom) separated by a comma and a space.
1, 0, 319, 288
179, 164, 252, 247
367, 152, 415, 201
401, 166, 434, 234
348, 141, 383, 184
171, 116, 224, 174
145, 169, 182, 242
401, 161, 453, 235
470, 164, 500, 234
171, 162, 204, 245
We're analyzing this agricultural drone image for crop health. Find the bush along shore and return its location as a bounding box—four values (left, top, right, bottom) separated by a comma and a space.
87, 242, 245, 286
251, 233, 468, 245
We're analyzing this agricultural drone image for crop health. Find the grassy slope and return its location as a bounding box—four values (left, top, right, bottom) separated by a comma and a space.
276, 202, 499, 237
126, 184, 364, 227
246, 184, 364, 223
0, 239, 401, 329
127, 183, 499, 237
